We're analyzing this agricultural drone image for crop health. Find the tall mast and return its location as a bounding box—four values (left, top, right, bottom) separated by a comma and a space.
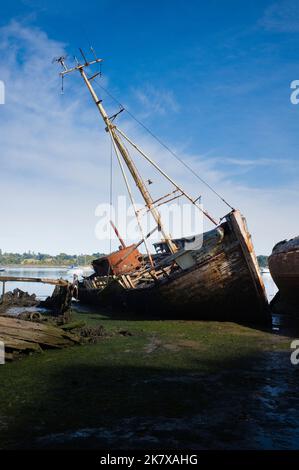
58, 54, 177, 254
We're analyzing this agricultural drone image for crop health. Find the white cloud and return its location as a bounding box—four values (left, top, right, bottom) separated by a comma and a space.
133, 84, 180, 116
218, 157, 298, 168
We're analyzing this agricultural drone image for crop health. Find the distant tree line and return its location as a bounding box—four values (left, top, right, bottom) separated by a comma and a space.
257, 255, 268, 268
0, 249, 269, 268
0, 249, 104, 266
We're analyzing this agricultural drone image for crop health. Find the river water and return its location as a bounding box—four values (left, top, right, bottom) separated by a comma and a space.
0, 267, 94, 299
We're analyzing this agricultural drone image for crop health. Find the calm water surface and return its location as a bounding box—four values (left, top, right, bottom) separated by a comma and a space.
262, 272, 278, 302
0, 267, 92, 299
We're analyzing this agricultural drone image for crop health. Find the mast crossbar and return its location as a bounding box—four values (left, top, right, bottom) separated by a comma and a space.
60, 58, 103, 76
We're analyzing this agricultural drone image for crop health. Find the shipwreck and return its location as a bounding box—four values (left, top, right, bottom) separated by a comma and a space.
55, 50, 269, 323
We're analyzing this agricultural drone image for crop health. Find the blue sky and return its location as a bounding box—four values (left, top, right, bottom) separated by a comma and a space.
0, 0, 298, 254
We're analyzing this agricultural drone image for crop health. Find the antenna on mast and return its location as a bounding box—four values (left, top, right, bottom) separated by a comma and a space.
52, 55, 68, 71
90, 46, 97, 61
52, 56, 69, 94
79, 48, 88, 65
90, 46, 102, 76
55, 48, 103, 77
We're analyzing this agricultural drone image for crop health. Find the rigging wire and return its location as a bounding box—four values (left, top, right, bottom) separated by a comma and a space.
91, 78, 234, 211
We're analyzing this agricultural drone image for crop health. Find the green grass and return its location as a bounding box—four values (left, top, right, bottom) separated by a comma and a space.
0, 307, 292, 449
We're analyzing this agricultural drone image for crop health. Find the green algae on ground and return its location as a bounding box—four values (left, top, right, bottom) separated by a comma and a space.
0, 307, 295, 449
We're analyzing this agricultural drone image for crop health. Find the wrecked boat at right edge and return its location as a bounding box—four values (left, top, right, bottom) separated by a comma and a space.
269, 237, 299, 316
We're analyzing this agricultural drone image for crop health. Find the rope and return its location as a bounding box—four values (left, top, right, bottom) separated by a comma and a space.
92, 78, 234, 211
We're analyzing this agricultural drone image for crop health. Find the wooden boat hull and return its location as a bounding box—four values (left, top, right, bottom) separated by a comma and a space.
269, 237, 299, 315
79, 210, 269, 323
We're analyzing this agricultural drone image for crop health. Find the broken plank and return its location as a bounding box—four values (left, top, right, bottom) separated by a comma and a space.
0, 276, 69, 286
0, 326, 77, 348
0, 316, 78, 337
0, 334, 42, 353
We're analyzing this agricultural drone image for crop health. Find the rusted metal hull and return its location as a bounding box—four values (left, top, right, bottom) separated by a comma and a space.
92, 245, 142, 276
79, 210, 269, 323
269, 237, 299, 316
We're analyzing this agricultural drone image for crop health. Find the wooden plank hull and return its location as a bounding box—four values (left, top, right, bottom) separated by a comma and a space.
79, 210, 269, 323
269, 237, 299, 315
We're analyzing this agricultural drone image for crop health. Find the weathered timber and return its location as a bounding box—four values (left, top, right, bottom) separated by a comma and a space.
0, 276, 69, 286
0, 316, 80, 361
40, 284, 75, 316
0, 334, 42, 353
61, 320, 86, 331
0, 326, 76, 348
0, 277, 75, 318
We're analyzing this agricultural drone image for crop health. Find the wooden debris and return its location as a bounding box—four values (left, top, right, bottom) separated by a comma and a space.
0, 276, 69, 286
0, 316, 80, 362
0, 277, 76, 319
40, 284, 75, 316
61, 320, 86, 331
